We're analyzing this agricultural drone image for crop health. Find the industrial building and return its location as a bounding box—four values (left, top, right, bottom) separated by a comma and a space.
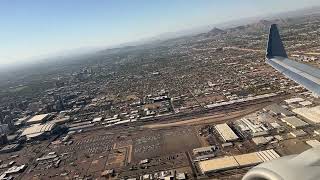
270, 122, 281, 129
257, 112, 278, 123
293, 106, 320, 124
92, 117, 103, 123
252, 137, 269, 146
193, 146, 216, 155
193, 146, 217, 161
256, 149, 280, 161
236, 118, 269, 137
281, 116, 308, 129
284, 97, 305, 104
305, 140, 320, 148
51, 116, 70, 125
1, 164, 27, 177
0, 143, 21, 154
299, 101, 312, 106
290, 130, 307, 137
206, 93, 277, 109
68, 121, 94, 132
215, 123, 239, 142
234, 152, 263, 167
14, 116, 30, 127
263, 104, 294, 116
198, 149, 280, 174
20, 122, 57, 140
198, 156, 239, 174
26, 114, 50, 125
314, 129, 320, 135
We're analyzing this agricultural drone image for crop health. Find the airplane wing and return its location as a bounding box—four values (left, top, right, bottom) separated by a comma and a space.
243, 147, 320, 180
242, 24, 320, 180
266, 24, 320, 96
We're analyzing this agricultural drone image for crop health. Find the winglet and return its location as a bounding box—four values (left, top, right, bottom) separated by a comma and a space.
266, 24, 288, 58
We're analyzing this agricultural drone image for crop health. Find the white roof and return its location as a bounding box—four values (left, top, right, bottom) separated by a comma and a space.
281, 117, 308, 128
198, 149, 280, 174
92, 117, 103, 122
293, 106, 320, 124
306, 140, 320, 148
299, 101, 312, 106
27, 114, 49, 123
215, 123, 239, 142
51, 116, 70, 124
198, 156, 239, 173
285, 97, 305, 104
21, 122, 56, 136
206, 93, 277, 108
256, 149, 280, 162
290, 130, 307, 137
252, 137, 269, 145
235, 152, 263, 166
193, 146, 215, 154
270, 122, 281, 128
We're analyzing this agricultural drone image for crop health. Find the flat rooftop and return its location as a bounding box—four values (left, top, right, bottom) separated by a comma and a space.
306, 140, 320, 148
27, 114, 49, 124
193, 146, 215, 154
234, 152, 263, 166
198, 149, 280, 174
264, 104, 294, 116
281, 116, 308, 128
21, 122, 56, 137
215, 123, 239, 142
285, 97, 305, 104
198, 156, 238, 174
293, 106, 320, 124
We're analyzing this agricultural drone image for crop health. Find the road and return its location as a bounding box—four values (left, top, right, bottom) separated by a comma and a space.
143, 103, 268, 129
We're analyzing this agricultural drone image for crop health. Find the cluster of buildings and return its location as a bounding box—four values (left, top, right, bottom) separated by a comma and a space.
127, 170, 187, 180
197, 149, 280, 175
0, 12, 318, 179
191, 93, 320, 177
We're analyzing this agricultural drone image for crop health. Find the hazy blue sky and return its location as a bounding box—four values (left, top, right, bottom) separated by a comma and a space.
1, 0, 320, 66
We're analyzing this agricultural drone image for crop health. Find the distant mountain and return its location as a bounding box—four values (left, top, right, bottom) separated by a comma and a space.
207, 28, 225, 36
114, 25, 213, 48
222, 19, 288, 35
253, 20, 274, 29
4, 5, 320, 75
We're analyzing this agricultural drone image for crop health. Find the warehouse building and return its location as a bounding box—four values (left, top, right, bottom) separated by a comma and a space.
215, 123, 239, 142
299, 101, 312, 106
234, 152, 263, 167
305, 140, 320, 148
285, 97, 305, 104
198, 149, 280, 174
293, 106, 320, 124
14, 116, 30, 127
193, 146, 216, 155
263, 104, 294, 116
252, 137, 269, 146
20, 122, 57, 140
198, 156, 238, 174
51, 116, 70, 125
26, 114, 50, 125
290, 130, 307, 137
236, 118, 269, 137
281, 117, 308, 129
0, 143, 21, 154
314, 129, 320, 135
206, 93, 277, 109
193, 146, 217, 161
